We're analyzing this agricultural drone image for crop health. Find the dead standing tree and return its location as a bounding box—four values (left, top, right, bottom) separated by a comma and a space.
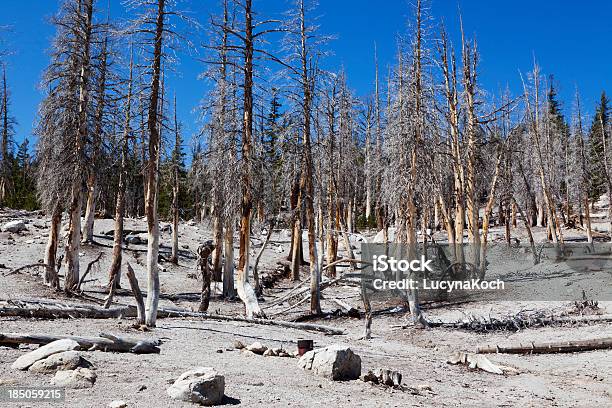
82, 35, 109, 243
284, 0, 325, 314
64, 0, 94, 292
35, 0, 97, 291
125, 0, 171, 326
105, 49, 135, 299
212, 0, 287, 317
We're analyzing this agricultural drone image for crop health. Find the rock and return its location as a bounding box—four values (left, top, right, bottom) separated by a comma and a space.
246, 342, 267, 355
2, 220, 27, 233
108, 400, 128, 408
240, 349, 256, 357
51, 367, 97, 389
12, 339, 80, 370
299, 344, 361, 381
263, 349, 276, 357
166, 367, 225, 406
125, 234, 146, 245
187, 220, 197, 226
278, 351, 291, 358
28, 351, 92, 373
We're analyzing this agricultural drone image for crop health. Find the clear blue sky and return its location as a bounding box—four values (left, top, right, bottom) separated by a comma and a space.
2, 0, 611, 150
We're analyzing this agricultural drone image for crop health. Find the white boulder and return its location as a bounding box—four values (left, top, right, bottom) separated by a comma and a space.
167, 367, 225, 406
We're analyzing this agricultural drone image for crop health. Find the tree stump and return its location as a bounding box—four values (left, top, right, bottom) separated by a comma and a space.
197, 241, 215, 312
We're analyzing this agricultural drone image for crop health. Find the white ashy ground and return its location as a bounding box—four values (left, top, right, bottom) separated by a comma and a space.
0, 205, 610, 407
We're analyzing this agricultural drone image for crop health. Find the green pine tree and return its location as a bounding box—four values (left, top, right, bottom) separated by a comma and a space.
587, 91, 610, 201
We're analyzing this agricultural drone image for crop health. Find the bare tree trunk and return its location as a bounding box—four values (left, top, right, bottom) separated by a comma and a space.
144, 0, 165, 327
107, 51, 133, 293
479, 153, 503, 277
44, 205, 62, 289
584, 195, 594, 247
235, 0, 263, 318
64, 0, 94, 293
82, 38, 109, 243
169, 95, 180, 265
198, 242, 215, 312
222, 220, 236, 298
211, 215, 223, 281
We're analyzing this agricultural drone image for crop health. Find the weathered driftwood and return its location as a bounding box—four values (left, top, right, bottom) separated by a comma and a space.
477, 337, 612, 354
155, 307, 345, 335
424, 313, 612, 332
0, 304, 127, 319
2, 263, 49, 277
0, 332, 161, 354
0, 298, 344, 335
264, 277, 343, 310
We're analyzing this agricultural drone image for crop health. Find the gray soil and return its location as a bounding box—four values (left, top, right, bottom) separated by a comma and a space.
0, 210, 610, 407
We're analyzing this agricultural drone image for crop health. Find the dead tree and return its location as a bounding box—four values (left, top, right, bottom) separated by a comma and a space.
64, 0, 95, 292
35, 0, 97, 292
106, 49, 134, 294
169, 94, 181, 265
82, 36, 109, 243
126, 0, 168, 326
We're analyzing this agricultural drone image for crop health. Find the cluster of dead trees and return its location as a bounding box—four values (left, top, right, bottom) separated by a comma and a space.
1, 0, 611, 327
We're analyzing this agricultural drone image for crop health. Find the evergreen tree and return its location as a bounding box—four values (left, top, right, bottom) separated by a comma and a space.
0, 66, 15, 204
588, 91, 610, 200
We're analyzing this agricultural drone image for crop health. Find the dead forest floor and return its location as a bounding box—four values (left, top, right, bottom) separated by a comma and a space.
0, 208, 611, 407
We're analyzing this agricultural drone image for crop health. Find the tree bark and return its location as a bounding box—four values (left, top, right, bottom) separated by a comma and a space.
144, 0, 165, 327
44, 205, 61, 289
197, 242, 215, 312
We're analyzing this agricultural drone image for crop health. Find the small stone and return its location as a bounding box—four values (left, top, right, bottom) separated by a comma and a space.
2, 220, 27, 233
51, 367, 97, 389
108, 400, 127, 408
263, 349, 275, 357
233, 340, 245, 349
246, 342, 267, 355
216, 349, 223, 354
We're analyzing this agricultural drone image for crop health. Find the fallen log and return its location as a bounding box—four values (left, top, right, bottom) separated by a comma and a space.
155, 307, 345, 335
0, 304, 127, 319
477, 337, 612, 354
263, 277, 343, 310
2, 263, 49, 277
0, 298, 344, 335
422, 313, 612, 332
0, 332, 161, 354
